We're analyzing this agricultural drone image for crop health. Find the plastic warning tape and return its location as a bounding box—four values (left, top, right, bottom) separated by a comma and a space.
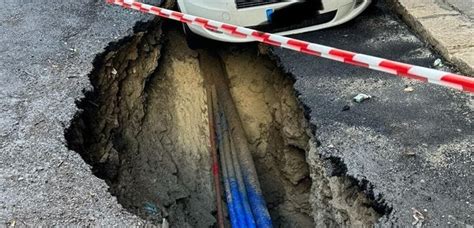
107, 0, 474, 93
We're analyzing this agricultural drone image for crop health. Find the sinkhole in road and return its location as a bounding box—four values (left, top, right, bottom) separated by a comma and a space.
66, 23, 386, 227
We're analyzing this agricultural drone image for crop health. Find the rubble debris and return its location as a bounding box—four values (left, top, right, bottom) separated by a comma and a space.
353, 93, 372, 103
412, 207, 425, 228
433, 58, 443, 68
402, 148, 416, 156
144, 202, 159, 215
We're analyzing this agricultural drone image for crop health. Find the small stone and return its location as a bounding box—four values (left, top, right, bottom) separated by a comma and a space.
141, 43, 150, 52
281, 149, 309, 185
404, 86, 414, 92
111, 68, 117, 75
256, 141, 268, 158
403, 149, 416, 156
283, 125, 303, 139
162, 218, 169, 228
433, 58, 443, 67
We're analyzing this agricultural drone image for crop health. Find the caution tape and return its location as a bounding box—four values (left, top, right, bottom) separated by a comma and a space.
107, 0, 474, 93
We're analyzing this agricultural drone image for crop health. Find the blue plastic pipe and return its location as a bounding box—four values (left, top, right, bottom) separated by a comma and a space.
221, 104, 273, 227
211, 86, 238, 228
208, 52, 272, 227
222, 113, 256, 228
230, 137, 256, 228
217, 102, 272, 227
243, 175, 273, 228
215, 109, 240, 228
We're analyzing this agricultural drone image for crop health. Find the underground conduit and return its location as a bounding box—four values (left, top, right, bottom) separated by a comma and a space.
217, 103, 259, 227
230, 131, 255, 227
203, 51, 273, 228
215, 106, 239, 228
220, 110, 249, 227
206, 85, 225, 228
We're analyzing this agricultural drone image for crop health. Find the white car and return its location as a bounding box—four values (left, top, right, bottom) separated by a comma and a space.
177, 0, 373, 44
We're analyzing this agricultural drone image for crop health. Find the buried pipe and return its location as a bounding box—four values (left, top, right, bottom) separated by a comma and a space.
212, 66, 256, 227
230, 136, 256, 228
206, 85, 225, 228
214, 70, 272, 228
220, 110, 247, 227
208, 55, 241, 227
200, 51, 272, 227
220, 108, 256, 227
213, 88, 239, 228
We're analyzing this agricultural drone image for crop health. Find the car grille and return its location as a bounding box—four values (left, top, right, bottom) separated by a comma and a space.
235, 0, 282, 9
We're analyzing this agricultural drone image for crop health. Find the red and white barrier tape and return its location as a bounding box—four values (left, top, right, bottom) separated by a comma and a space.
107, 0, 474, 93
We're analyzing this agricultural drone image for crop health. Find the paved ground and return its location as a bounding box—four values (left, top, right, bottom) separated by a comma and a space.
445, 0, 474, 19
270, 1, 473, 226
389, 0, 474, 75
0, 0, 472, 226
0, 0, 161, 225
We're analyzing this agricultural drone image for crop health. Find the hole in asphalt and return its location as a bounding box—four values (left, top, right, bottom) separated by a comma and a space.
65, 22, 388, 227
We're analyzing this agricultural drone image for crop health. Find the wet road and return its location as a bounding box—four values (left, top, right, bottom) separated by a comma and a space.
270, 1, 473, 226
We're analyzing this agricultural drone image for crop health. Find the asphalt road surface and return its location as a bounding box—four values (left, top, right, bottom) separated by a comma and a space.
0, 0, 159, 225
0, 0, 472, 226
270, 1, 473, 226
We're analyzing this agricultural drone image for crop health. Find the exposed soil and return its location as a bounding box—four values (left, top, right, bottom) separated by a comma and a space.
66, 23, 386, 227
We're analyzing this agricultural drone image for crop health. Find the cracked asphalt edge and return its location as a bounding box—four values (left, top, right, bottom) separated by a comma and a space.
266, 1, 473, 226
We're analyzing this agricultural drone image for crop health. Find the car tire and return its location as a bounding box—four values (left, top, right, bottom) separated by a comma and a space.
183, 24, 206, 50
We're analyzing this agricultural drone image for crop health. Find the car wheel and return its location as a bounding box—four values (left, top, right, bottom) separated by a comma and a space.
183, 24, 206, 50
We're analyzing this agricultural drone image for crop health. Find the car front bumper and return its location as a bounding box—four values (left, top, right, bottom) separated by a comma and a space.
178, 0, 372, 43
